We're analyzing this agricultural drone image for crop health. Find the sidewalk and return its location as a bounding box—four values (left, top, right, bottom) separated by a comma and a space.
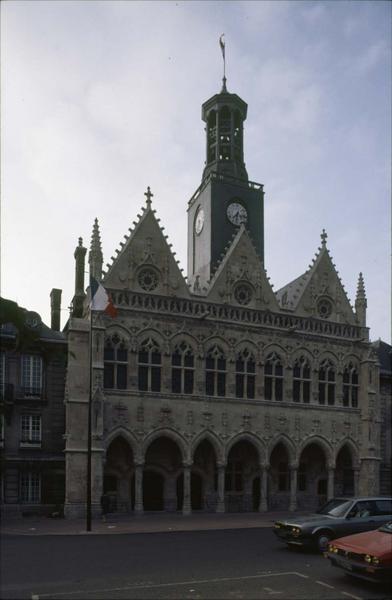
1, 510, 307, 536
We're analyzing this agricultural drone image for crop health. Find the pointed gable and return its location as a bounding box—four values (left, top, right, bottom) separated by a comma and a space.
103, 193, 190, 298
276, 230, 356, 325
205, 225, 280, 311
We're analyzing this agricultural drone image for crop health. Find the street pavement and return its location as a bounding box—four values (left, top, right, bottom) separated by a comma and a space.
0, 510, 308, 536
1, 513, 391, 600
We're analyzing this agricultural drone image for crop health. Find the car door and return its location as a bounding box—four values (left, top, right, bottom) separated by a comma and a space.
372, 499, 392, 527
342, 500, 378, 535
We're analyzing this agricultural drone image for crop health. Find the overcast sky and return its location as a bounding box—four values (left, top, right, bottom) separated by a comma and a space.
1, 0, 391, 342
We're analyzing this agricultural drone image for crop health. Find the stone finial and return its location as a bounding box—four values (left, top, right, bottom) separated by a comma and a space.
90, 218, 102, 255
144, 186, 153, 208
89, 218, 103, 282
355, 272, 367, 327
356, 272, 366, 300
72, 237, 87, 317
321, 229, 328, 247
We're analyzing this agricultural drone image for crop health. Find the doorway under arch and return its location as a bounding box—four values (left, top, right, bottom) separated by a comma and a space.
143, 471, 164, 511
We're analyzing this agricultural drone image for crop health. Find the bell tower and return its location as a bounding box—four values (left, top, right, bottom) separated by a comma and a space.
187, 77, 265, 290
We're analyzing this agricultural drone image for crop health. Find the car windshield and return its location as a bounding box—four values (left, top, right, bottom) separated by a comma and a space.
316, 498, 353, 517
379, 522, 392, 534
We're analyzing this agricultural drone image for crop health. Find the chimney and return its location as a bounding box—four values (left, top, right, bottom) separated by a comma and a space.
50, 288, 62, 331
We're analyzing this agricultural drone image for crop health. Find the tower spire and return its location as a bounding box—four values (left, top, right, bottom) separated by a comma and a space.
219, 34, 227, 92
89, 218, 103, 282
355, 272, 367, 326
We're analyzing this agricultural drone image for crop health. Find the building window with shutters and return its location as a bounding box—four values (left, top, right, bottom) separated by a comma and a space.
235, 349, 255, 399
293, 356, 311, 403
104, 340, 128, 389
205, 345, 226, 397
318, 359, 336, 405
138, 338, 161, 392
264, 352, 284, 401
20, 472, 41, 503
21, 355, 43, 396
172, 342, 194, 394
20, 414, 41, 446
343, 363, 359, 408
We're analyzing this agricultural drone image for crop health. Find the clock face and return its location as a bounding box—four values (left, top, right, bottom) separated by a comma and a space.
227, 202, 247, 226
195, 208, 205, 235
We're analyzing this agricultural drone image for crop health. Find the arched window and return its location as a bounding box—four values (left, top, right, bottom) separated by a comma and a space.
138, 338, 161, 392
219, 106, 231, 161
293, 356, 311, 403
206, 345, 226, 397
172, 342, 194, 394
104, 337, 128, 389
235, 349, 256, 399
264, 352, 284, 401
207, 110, 217, 163
343, 363, 359, 408
318, 359, 335, 405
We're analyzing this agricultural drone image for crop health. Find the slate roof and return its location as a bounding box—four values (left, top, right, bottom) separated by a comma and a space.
372, 339, 392, 375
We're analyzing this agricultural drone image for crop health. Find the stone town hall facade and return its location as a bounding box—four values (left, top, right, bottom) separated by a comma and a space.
64, 78, 381, 518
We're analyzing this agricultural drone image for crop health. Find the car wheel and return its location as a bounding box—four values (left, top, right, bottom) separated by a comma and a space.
316, 532, 331, 552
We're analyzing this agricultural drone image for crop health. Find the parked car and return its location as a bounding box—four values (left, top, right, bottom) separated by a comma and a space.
273, 497, 392, 552
326, 521, 392, 583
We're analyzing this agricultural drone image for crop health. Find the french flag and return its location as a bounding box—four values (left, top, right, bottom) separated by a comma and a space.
89, 277, 117, 318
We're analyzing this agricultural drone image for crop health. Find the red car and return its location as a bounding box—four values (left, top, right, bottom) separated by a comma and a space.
326, 521, 392, 584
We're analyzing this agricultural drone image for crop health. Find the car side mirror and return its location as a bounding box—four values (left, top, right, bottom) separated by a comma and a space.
346, 512, 355, 519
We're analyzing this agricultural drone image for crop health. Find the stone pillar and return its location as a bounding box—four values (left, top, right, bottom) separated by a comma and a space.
182, 464, 192, 515
289, 463, 298, 512
134, 463, 144, 515
327, 465, 335, 500
216, 463, 226, 513
259, 464, 269, 512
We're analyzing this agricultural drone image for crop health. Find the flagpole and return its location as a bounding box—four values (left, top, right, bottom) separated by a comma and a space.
86, 307, 93, 531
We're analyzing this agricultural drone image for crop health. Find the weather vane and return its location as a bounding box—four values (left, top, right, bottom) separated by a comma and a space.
219, 34, 226, 91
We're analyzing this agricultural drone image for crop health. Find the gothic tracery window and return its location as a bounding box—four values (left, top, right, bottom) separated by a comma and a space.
205, 345, 226, 397
343, 363, 359, 408
293, 356, 311, 403
235, 349, 255, 399
138, 338, 161, 392
172, 342, 194, 394
264, 352, 284, 401
318, 358, 335, 405
104, 337, 128, 389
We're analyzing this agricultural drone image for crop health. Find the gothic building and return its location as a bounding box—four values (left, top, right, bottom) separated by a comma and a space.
64, 77, 381, 518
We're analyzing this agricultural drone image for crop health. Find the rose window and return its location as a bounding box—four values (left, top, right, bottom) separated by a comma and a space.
317, 298, 333, 319
234, 283, 253, 306
138, 268, 159, 291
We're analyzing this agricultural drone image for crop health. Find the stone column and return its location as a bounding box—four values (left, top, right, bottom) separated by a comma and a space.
289, 463, 298, 512
134, 462, 144, 515
182, 464, 192, 515
327, 465, 335, 500
259, 464, 269, 512
216, 463, 226, 513
353, 467, 360, 496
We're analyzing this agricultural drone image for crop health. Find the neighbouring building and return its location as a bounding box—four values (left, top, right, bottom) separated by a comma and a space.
0, 294, 67, 516
64, 75, 383, 518
373, 339, 392, 496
